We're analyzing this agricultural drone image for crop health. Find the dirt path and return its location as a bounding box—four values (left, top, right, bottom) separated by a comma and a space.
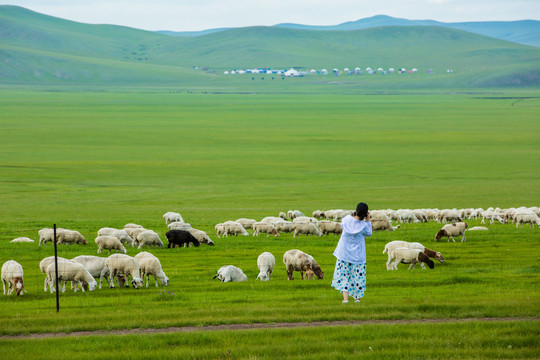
2, 317, 537, 340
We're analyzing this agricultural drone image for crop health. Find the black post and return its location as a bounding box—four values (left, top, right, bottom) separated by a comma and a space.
53, 224, 59, 312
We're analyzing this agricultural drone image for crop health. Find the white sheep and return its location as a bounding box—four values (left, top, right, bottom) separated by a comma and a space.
10, 237, 35, 243
283, 249, 324, 280
383, 241, 444, 270
221, 221, 249, 236
213, 265, 247, 282
260, 216, 283, 224
279, 212, 287, 220
514, 210, 540, 228
46, 260, 97, 293
39, 256, 67, 292
235, 218, 257, 230
95, 235, 127, 255
38, 227, 65, 246
481, 210, 505, 225
2, 260, 26, 296
273, 220, 294, 233
468, 226, 489, 231
293, 222, 322, 237
97, 228, 134, 247
105, 254, 144, 288
124, 223, 144, 229
435, 222, 469, 242
312, 210, 326, 218
163, 211, 184, 224
317, 220, 342, 235
288, 210, 305, 219
134, 252, 169, 287
252, 222, 279, 237
57, 230, 87, 245
188, 228, 215, 245
136, 230, 164, 249
167, 222, 192, 230
71, 255, 112, 289
438, 209, 462, 223
396, 209, 419, 223
332, 210, 353, 221
293, 216, 319, 224
387, 248, 435, 270
256, 252, 275, 281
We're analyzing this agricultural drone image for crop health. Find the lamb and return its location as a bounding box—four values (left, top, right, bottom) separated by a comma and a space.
212, 265, 247, 282
134, 252, 169, 287
235, 218, 257, 230
165, 229, 200, 248
2, 260, 26, 296
256, 252, 275, 281
97, 228, 134, 247
167, 222, 192, 230
46, 260, 97, 293
383, 241, 444, 270
163, 211, 184, 224
10, 237, 35, 243
187, 228, 215, 245
252, 222, 279, 237
57, 230, 87, 245
71, 255, 112, 289
136, 230, 164, 249
468, 226, 489, 231
293, 222, 322, 237
105, 254, 144, 288
283, 249, 324, 280
435, 222, 468, 242
95, 235, 127, 255
387, 248, 435, 270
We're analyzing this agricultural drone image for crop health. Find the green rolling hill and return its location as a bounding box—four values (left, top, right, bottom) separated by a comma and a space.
1, 5, 539, 87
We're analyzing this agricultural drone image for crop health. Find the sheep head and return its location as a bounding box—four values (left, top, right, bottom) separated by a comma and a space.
434, 229, 446, 241
418, 252, 435, 269
312, 264, 324, 279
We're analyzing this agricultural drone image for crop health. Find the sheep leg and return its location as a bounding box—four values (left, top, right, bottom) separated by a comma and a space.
386, 255, 393, 270
44, 277, 48, 292
407, 263, 414, 270
391, 260, 400, 270
2, 279, 6, 295
450, 235, 456, 242
287, 265, 294, 280
461, 234, 466, 242
154, 276, 159, 287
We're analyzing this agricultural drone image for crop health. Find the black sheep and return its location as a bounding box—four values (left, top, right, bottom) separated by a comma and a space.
165, 229, 200, 248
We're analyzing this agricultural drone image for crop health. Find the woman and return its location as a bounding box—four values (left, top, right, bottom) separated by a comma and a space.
331, 202, 372, 303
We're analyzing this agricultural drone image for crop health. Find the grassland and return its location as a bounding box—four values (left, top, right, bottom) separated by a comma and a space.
0, 86, 539, 358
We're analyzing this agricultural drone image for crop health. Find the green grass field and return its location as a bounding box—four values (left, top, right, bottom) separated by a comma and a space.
0, 86, 539, 359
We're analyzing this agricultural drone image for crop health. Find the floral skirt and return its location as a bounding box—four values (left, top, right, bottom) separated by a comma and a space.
331, 259, 366, 300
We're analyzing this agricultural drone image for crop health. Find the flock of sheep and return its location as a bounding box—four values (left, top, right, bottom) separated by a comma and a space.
2, 206, 539, 296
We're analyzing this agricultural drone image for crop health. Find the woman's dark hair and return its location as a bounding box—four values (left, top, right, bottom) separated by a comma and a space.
355, 202, 369, 220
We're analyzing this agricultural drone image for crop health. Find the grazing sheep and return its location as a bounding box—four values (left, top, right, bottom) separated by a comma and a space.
167, 222, 192, 230
435, 222, 469, 242
383, 241, 444, 270
124, 223, 144, 229
213, 265, 247, 282
46, 260, 97, 293
413, 209, 428, 223
288, 210, 305, 219
38, 228, 65, 246
235, 218, 257, 230
10, 237, 35, 243
163, 211, 184, 224
165, 229, 200, 248
256, 252, 275, 281
57, 230, 87, 245
260, 216, 283, 224
273, 220, 294, 233
187, 228, 215, 245
124, 227, 147, 240
221, 221, 249, 236
293, 216, 319, 224
134, 252, 169, 287
279, 212, 287, 220
514, 211, 540, 228
293, 222, 322, 237
396, 209, 419, 223
312, 210, 326, 218
95, 235, 127, 255
372, 220, 400, 231
438, 209, 462, 223
317, 220, 342, 235
39, 256, 67, 292
105, 254, 144, 289
2, 260, 26, 296
481, 210, 505, 225
252, 222, 279, 237
332, 210, 354, 221
387, 248, 435, 270
98, 228, 134, 247
71, 255, 112, 289
283, 249, 324, 280
136, 230, 164, 249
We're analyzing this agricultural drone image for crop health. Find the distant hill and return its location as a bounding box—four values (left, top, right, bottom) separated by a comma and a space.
1, 6, 539, 87
164, 14, 540, 48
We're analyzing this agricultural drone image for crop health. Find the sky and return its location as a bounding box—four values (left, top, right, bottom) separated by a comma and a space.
2, 0, 540, 32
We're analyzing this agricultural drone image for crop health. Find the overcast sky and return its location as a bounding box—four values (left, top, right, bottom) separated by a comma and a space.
2, 0, 539, 31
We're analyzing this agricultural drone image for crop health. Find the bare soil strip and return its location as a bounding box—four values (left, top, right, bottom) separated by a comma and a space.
2, 317, 537, 340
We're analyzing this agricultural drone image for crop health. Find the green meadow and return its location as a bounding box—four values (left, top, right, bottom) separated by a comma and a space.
0, 86, 539, 358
